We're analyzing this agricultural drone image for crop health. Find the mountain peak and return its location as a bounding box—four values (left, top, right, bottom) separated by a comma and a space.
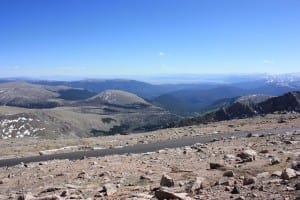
87, 90, 150, 107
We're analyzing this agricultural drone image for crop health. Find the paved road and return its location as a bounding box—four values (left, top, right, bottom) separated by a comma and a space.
0, 127, 298, 167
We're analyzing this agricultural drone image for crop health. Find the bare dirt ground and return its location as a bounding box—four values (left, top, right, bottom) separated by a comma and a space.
0, 113, 299, 199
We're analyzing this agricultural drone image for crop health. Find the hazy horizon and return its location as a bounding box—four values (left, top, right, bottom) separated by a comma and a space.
1, 72, 300, 85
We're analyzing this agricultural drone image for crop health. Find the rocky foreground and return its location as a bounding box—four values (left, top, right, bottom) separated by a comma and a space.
0, 114, 300, 199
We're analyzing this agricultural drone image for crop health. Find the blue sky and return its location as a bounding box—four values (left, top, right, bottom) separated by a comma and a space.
0, 0, 299, 78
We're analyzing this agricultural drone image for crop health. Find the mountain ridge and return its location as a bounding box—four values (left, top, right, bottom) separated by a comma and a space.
176, 91, 300, 127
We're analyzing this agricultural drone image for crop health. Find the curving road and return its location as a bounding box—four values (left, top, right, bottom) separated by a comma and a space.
0, 127, 298, 167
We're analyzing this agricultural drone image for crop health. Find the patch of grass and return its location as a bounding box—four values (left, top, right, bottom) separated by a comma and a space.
91, 124, 130, 136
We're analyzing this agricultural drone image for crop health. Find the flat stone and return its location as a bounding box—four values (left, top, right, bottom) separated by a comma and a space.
155, 188, 191, 200
140, 175, 152, 181
271, 171, 282, 177
103, 183, 117, 196
223, 170, 234, 177
281, 168, 297, 180
224, 154, 236, 160
263, 179, 283, 184
132, 193, 153, 199
210, 162, 225, 170
259, 150, 269, 154
243, 177, 257, 185
217, 177, 234, 186
286, 186, 295, 191
257, 172, 270, 179
40, 187, 62, 194
19, 194, 62, 200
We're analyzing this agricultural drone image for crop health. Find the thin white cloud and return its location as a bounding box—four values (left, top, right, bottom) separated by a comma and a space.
159, 52, 165, 56
263, 59, 275, 64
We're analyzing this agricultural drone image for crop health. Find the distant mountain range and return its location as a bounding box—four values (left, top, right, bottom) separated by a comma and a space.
0, 81, 178, 139
0, 74, 299, 116
176, 91, 300, 127
0, 74, 299, 139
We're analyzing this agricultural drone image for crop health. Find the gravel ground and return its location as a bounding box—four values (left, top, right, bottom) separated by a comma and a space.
0, 113, 299, 199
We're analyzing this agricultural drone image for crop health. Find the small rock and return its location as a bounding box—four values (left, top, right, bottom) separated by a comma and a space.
190, 177, 207, 193
256, 172, 270, 179
243, 177, 257, 185
246, 133, 253, 137
160, 174, 174, 187
260, 149, 269, 154
103, 183, 117, 196
284, 140, 298, 145
286, 186, 295, 191
40, 187, 62, 193
8, 173, 14, 178
17, 193, 35, 200
20, 194, 62, 200
217, 177, 234, 186
271, 171, 282, 177
99, 171, 111, 177
224, 154, 236, 160
91, 161, 98, 165
140, 175, 152, 182
178, 181, 185, 187
77, 171, 88, 179
235, 196, 245, 200
94, 193, 104, 198
231, 185, 240, 194
295, 183, 300, 190
60, 190, 69, 197
68, 195, 82, 199
263, 179, 283, 184
223, 170, 234, 177
65, 184, 80, 189
237, 149, 257, 162
210, 162, 225, 170
0, 178, 9, 184
224, 186, 231, 191
281, 168, 297, 180
259, 185, 265, 191
132, 193, 153, 199
270, 157, 281, 165
292, 161, 300, 171
155, 188, 191, 200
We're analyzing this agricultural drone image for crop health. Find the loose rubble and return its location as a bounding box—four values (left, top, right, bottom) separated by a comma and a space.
0, 114, 299, 199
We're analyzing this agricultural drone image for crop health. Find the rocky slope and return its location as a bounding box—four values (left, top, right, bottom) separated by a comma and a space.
0, 82, 97, 108
258, 91, 300, 113
177, 91, 300, 127
0, 114, 299, 199
0, 82, 61, 108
